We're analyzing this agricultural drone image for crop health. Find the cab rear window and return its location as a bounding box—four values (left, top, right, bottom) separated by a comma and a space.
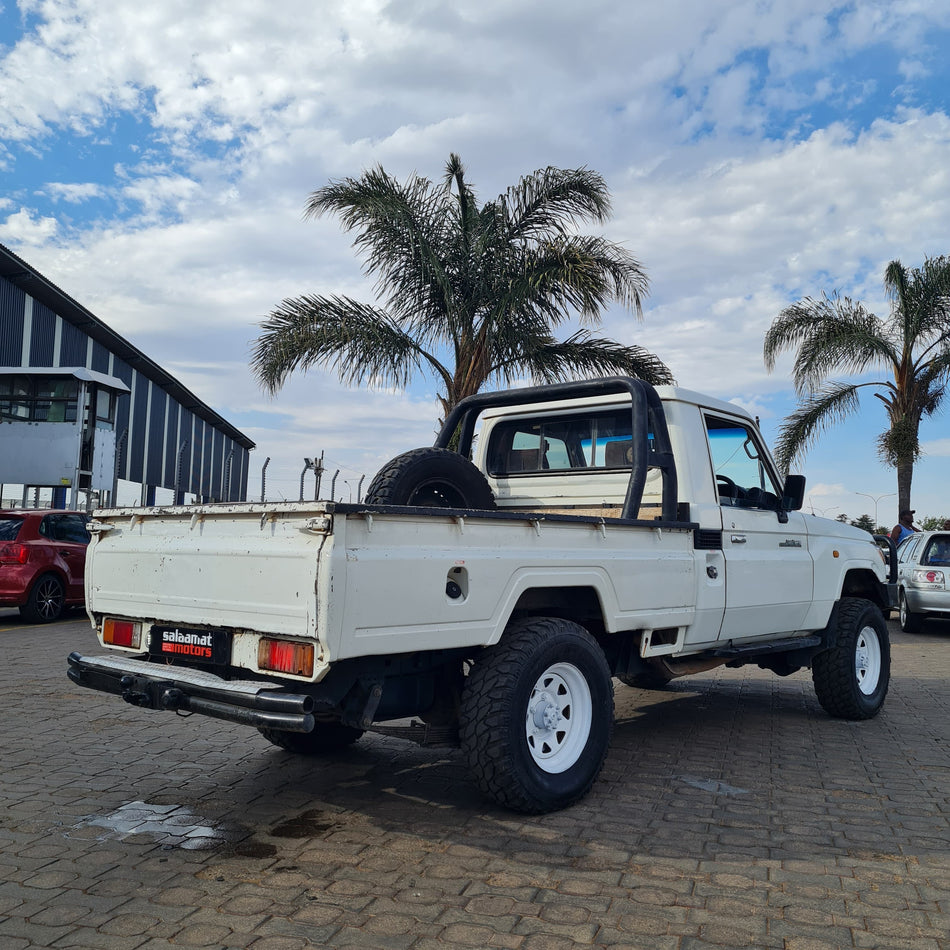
487, 409, 640, 476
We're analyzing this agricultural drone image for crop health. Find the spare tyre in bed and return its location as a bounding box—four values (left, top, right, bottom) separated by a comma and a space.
364, 447, 496, 510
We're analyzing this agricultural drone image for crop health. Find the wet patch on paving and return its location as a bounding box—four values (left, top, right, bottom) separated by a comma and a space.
70, 800, 238, 850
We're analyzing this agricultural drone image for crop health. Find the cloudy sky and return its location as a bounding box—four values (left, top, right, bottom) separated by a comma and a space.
2, 0, 949, 523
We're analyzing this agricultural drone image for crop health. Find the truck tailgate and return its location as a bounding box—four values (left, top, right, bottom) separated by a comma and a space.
85, 504, 332, 637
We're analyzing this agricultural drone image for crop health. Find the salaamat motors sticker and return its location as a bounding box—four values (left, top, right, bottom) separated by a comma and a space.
158, 628, 213, 659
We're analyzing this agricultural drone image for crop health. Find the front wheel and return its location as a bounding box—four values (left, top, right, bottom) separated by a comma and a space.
459, 617, 613, 813
898, 591, 924, 633
812, 598, 890, 720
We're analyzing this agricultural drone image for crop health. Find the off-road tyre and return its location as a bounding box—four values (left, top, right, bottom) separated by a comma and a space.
258, 723, 364, 754
898, 591, 924, 633
20, 573, 66, 623
365, 447, 496, 510
812, 597, 890, 720
459, 617, 613, 813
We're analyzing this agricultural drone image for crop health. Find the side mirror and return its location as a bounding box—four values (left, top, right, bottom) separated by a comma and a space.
781, 474, 806, 511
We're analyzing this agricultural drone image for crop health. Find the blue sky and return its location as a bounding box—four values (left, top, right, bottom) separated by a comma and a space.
1, 0, 949, 521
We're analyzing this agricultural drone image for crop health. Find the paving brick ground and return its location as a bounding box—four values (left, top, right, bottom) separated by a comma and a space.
1, 608, 947, 949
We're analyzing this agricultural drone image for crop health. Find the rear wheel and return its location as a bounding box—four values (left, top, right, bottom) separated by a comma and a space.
460, 617, 613, 813
258, 723, 364, 754
898, 591, 924, 633
20, 574, 65, 623
812, 598, 890, 720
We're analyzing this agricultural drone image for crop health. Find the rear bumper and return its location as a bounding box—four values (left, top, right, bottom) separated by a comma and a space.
0, 565, 32, 606
903, 588, 950, 616
67, 652, 316, 733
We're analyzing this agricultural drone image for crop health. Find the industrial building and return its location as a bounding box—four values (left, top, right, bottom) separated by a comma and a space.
1, 242, 254, 509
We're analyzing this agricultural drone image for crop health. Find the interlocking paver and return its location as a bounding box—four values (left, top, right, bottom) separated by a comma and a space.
2, 609, 949, 948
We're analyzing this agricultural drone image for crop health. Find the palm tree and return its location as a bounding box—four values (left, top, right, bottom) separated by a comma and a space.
764, 256, 950, 514
251, 154, 672, 424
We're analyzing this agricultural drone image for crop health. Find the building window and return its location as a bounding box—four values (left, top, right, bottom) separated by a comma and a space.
0, 374, 80, 423
95, 387, 116, 426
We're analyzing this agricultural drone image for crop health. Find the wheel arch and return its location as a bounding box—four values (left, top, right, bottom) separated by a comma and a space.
841, 567, 889, 612
28, 568, 71, 600
508, 584, 608, 633
504, 585, 651, 680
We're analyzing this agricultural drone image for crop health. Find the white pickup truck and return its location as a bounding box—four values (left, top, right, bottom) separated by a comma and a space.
68, 378, 897, 813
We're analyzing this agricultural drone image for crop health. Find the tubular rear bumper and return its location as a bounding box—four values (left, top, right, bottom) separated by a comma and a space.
67, 652, 316, 733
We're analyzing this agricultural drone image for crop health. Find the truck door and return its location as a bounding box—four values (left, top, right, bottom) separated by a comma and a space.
705, 415, 813, 640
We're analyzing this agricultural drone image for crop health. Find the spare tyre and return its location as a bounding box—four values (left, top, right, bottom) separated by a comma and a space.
365, 447, 496, 510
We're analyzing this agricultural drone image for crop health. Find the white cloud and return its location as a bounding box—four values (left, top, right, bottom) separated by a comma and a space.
45, 181, 105, 202
0, 207, 59, 244
922, 438, 950, 457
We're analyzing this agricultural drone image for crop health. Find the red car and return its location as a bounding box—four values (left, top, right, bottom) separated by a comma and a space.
0, 509, 90, 622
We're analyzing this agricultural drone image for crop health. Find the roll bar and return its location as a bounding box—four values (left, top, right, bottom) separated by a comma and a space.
434, 377, 679, 522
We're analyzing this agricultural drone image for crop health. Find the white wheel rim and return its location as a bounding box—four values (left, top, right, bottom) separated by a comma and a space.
525, 662, 592, 774
899, 595, 907, 625
854, 626, 882, 696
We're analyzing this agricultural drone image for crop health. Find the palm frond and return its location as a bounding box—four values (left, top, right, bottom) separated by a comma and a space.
773, 381, 865, 472
305, 167, 455, 338
519, 235, 649, 319
250, 294, 451, 395
763, 293, 895, 394
502, 166, 612, 239
488, 330, 674, 388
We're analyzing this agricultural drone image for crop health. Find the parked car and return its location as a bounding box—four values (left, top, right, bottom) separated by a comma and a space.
896, 530, 950, 632
0, 509, 90, 622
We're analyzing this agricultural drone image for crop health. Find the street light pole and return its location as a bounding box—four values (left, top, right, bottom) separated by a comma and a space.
855, 492, 895, 530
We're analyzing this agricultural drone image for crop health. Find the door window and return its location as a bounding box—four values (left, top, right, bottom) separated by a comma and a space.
897, 535, 921, 564
41, 514, 91, 544
705, 417, 782, 510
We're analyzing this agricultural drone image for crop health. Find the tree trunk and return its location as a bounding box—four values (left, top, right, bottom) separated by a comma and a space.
895, 458, 914, 521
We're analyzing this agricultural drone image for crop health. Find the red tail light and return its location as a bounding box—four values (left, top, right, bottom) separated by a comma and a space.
258, 638, 315, 677
103, 618, 141, 649
0, 543, 29, 565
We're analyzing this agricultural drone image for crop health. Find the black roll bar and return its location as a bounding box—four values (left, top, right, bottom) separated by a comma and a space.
434, 377, 679, 522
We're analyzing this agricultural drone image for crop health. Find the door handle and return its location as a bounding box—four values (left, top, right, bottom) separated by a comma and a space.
730, 534, 747, 544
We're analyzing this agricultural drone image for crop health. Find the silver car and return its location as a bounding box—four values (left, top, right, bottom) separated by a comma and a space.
896, 531, 950, 632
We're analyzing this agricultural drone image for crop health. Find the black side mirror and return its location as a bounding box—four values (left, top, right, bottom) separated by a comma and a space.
782, 474, 806, 511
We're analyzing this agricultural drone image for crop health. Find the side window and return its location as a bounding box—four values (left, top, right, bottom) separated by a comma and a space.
898, 535, 921, 563
705, 416, 782, 509
40, 515, 88, 543
60, 515, 91, 544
